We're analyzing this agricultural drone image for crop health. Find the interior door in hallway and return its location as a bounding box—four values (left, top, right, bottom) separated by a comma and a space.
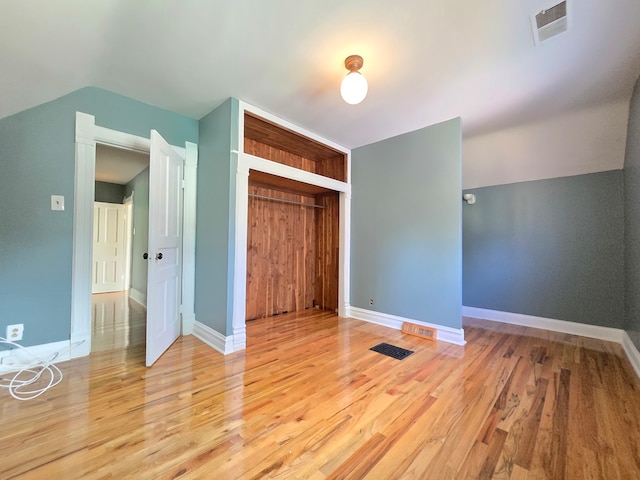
146, 130, 183, 367
92, 202, 127, 294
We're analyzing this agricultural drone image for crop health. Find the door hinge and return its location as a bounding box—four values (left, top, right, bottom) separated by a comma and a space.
181, 178, 185, 189
179, 304, 183, 314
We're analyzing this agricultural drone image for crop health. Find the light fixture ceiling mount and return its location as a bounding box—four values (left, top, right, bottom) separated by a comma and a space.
344, 54, 364, 73
340, 54, 368, 105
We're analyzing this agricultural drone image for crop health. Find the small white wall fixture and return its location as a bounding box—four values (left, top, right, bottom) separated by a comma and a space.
72, 112, 198, 358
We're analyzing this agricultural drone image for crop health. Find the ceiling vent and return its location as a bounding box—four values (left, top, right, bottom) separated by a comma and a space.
530, 1, 568, 45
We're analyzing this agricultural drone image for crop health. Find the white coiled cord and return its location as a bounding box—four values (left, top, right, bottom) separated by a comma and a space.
0, 337, 64, 401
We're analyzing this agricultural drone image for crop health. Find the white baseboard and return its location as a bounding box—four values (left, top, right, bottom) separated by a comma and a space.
69, 333, 91, 358
193, 321, 245, 355
463, 306, 640, 380
193, 321, 229, 354
129, 288, 147, 308
622, 332, 640, 380
232, 324, 247, 351
0, 340, 74, 373
348, 306, 466, 346
462, 306, 625, 343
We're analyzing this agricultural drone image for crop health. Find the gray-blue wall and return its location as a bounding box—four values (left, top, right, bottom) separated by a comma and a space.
195, 98, 238, 335
351, 118, 462, 329
125, 168, 149, 298
463, 171, 625, 328
0, 87, 197, 347
95, 181, 125, 204
624, 75, 640, 349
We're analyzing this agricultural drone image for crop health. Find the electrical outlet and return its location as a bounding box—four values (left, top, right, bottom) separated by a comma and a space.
369, 298, 374, 306
50, 195, 64, 211
6, 324, 24, 341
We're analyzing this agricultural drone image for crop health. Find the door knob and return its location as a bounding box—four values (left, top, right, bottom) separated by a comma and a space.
143, 252, 148, 260
156, 252, 163, 260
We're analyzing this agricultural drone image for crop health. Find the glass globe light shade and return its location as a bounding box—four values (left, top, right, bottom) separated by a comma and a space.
340, 71, 368, 105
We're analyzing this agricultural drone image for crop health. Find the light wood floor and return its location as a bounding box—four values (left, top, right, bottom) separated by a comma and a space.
91, 291, 146, 353
2, 311, 640, 479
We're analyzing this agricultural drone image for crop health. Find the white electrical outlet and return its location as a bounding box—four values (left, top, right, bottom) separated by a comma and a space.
6, 324, 24, 341
51, 195, 65, 211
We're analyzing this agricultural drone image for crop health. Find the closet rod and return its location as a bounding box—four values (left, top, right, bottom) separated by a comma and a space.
249, 193, 326, 209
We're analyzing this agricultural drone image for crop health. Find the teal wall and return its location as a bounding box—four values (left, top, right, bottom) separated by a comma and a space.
625, 75, 640, 349
351, 118, 462, 329
463, 171, 625, 328
0, 87, 197, 347
95, 181, 125, 204
125, 168, 149, 298
195, 98, 238, 335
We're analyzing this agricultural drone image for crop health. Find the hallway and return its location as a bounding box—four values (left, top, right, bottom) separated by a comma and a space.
91, 291, 146, 352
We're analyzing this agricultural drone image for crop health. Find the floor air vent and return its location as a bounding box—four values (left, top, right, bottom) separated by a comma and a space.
531, 1, 568, 45
370, 343, 414, 360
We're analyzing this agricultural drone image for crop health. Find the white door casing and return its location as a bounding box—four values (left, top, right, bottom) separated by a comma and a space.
92, 202, 127, 294
123, 193, 134, 292
72, 112, 198, 359
145, 130, 183, 366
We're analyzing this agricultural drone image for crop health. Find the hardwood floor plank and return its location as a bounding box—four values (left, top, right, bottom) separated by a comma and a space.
512, 377, 549, 470
477, 356, 523, 445
545, 368, 570, 478
478, 428, 508, 480
323, 432, 388, 480
458, 439, 490, 478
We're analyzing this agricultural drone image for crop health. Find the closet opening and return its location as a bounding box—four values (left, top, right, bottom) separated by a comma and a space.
243, 112, 346, 323
246, 171, 339, 321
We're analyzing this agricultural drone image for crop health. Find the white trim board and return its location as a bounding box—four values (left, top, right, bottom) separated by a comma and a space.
0, 340, 79, 374
348, 307, 466, 346
193, 321, 234, 355
462, 306, 624, 342
462, 306, 640, 380
622, 333, 640, 381
129, 289, 147, 308
243, 153, 350, 193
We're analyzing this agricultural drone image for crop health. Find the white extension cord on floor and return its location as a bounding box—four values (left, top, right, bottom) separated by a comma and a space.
0, 336, 64, 401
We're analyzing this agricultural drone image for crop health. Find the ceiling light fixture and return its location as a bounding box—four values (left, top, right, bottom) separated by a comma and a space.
340, 55, 368, 105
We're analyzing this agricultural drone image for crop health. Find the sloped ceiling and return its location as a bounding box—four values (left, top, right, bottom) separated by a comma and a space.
2, 1, 640, 185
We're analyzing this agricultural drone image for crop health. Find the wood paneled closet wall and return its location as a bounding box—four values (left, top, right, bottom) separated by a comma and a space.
244, 113, 345, 321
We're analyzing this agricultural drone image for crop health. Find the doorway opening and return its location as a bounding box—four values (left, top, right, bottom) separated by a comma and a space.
91, 144, 149, 353
72, 112, 198, 364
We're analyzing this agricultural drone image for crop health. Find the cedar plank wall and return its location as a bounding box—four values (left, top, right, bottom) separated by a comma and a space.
315, 192, 340, 313
245, 140, 316, 173
245, 144, 341, 320
244, 113, 347, 182
246, 184, 317, 320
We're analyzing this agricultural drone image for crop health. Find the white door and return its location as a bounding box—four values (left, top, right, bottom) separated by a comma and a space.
92, 202, 127, 294
146, 130, 183, 366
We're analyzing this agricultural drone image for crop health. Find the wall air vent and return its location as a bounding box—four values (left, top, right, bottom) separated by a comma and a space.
531, 1, 568, 45
402, 322, 437, 341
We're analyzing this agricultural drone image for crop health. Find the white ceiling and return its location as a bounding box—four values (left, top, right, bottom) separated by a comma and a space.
95, 144, 148, 185
2, 1, 640, 166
